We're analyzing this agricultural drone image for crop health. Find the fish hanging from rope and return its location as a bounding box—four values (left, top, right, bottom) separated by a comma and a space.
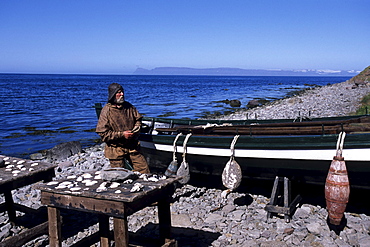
165, 133, 183, 177
177, 133, 192, 184
222, 135, 242, 192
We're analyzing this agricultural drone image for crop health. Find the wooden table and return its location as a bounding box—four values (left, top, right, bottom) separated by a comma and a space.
0, 155, 56, 221
36, 172, 180, 247
0, 155, 56, 247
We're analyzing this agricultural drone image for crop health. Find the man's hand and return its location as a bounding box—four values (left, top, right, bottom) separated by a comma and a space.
123, 130, 134, 139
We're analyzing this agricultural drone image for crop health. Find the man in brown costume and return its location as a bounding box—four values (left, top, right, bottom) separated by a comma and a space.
96, 83, 150, 174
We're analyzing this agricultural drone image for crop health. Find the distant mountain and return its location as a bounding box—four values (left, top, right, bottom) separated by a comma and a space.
133, 67, 360, 76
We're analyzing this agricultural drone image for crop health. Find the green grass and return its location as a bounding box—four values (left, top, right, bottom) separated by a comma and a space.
355, 93, 370, 115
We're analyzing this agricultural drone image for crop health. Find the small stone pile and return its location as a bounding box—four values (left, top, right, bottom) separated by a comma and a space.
1, 143, 370, 246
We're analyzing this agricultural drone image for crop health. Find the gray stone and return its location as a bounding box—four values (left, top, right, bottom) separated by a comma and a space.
240, 239, 258, 246
358, 236, 370, 247
335, 237, 352, 247
0, 223, 12, 240
100, 168, 137, 182
261, 230, 273, 239
346, 233, 359, 246
300, 205, 312, 214
260, 240, 288, 247
293, 227, 308, 241
222, 204, 236, 214
204, 213, 224, 224
171, 213, 193, 227
247, 99, 260, 108
229, 99, 241, 107
293, 207, 310, 220
29, 152, 44, 160
362, 219, 370, 231
46, 141, 82, 162
230, 209, 245, 221
276, 220, 288, 234
58, 160, 74, 169
306, 222, 323, 236
248, 229, 261, 239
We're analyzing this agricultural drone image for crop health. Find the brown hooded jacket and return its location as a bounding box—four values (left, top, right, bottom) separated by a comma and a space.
96, 102, 142, 159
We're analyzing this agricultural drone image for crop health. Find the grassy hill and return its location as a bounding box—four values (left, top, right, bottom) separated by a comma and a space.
350, 66, 370, 115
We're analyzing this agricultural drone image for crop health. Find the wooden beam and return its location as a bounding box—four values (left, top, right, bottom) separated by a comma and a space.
41, 191, 126, 218
113, 217, 129, 247
99, 214, 110, 247
4, 190, 16, 222
48, 207, 62, 247
0, 221, 48, 247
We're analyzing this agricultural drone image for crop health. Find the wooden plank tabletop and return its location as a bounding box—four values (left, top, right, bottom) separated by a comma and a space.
0, 155, 57, 193
36, 172, 181, 203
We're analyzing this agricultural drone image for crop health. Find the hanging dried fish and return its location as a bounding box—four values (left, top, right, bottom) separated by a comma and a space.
222, 135, 242, 191
177, 133, 192, 184
165, 133, 183, 176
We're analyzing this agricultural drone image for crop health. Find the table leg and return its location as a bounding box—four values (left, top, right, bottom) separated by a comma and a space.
47, 206, 62, 247
113, 217, 128, 247
158, 197, 172, 244
4, 190, 16, 222
99, 215, 110, 247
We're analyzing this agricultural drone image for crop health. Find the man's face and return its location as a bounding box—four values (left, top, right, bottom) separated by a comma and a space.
115, 90, 125, 104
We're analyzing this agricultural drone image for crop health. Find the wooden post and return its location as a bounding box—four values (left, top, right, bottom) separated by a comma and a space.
48, 207, 62, 247
4, 190, 16, 222
158, 196, 172, 244
99, 215, 110, 247
265, 176, 301, 223
113, 217, 129, 247
284, 177, 291, 222
0, 221, 48, 247
266, 176, 280, 220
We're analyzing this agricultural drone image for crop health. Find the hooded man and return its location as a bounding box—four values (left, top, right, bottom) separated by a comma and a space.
96, 83, 150, 174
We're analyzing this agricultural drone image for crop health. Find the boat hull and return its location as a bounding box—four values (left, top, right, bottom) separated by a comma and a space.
139, 133, 370, 189
94, 104, 370, 188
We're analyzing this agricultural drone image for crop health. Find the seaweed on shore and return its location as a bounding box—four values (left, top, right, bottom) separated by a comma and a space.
4, 132, 26, 139
157, 112, 177, 118
197, 107, 244, 119
284, 86, 320, 98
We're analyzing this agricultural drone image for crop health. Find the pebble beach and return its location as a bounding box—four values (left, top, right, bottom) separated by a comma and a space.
220, 79, 370, 121
1, 79, 370, 247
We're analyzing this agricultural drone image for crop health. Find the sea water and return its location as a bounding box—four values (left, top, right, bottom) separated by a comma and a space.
0, 74, 351, 158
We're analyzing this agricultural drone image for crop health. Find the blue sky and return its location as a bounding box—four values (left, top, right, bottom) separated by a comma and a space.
0, 0, 369, 74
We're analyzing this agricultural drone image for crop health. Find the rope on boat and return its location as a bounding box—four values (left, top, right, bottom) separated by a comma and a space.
176, 133, 192, 184
230, 135, 240, 157
182, 133, 192, 163
220, 134, 242, 197
172, 133, 183, 162
336, 132, 346, 157
165, 133, 184, 177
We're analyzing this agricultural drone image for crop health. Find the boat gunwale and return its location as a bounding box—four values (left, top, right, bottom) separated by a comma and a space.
139, 132, 370, 150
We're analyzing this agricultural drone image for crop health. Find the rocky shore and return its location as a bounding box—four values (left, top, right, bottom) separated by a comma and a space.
218, 79, 370, 121
1, 77, 370, 246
